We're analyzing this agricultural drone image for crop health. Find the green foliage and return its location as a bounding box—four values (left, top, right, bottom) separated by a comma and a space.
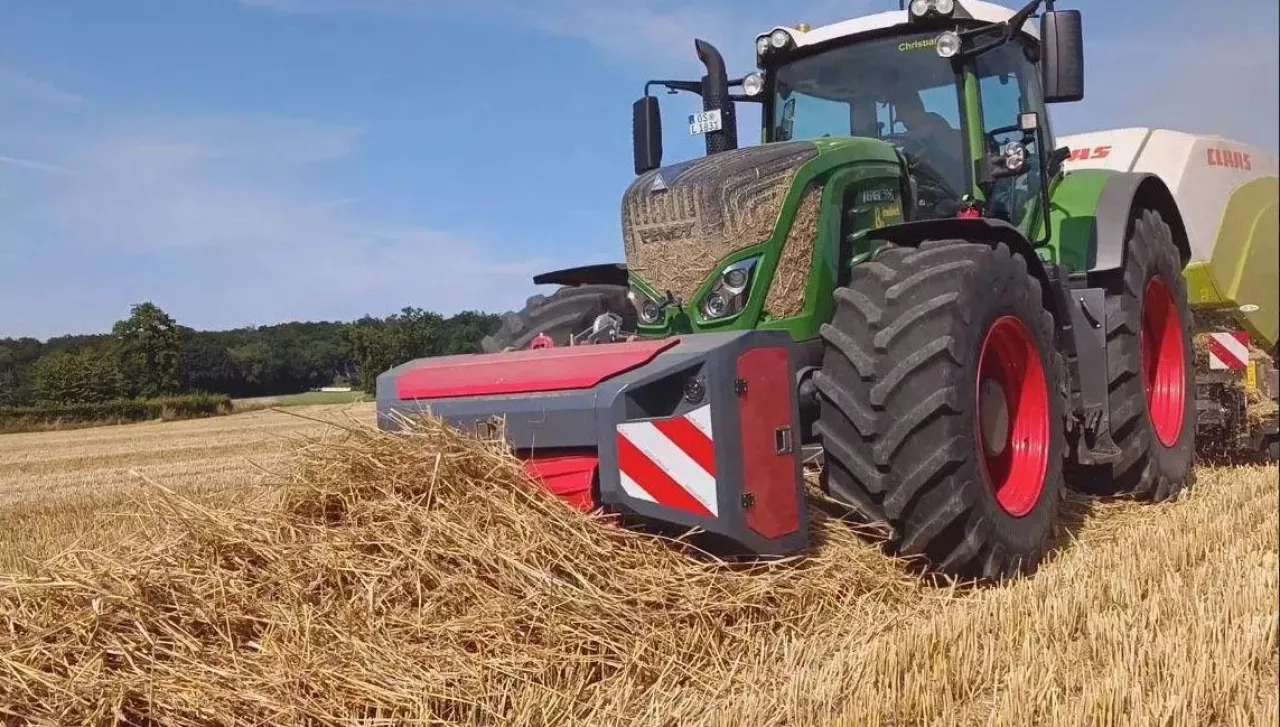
344, 307, 445, 395
1, 302, 502, 407
0, 338, 43, 406
31, 348, 126, 404
0, 393, 233, 432
112, 301, 183, 398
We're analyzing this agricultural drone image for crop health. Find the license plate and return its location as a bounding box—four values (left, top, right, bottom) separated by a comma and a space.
688, 110, 723, 135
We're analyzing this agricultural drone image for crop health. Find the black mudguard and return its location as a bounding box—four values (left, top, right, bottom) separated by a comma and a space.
532, 262, 629, 288
865, 217, 1065, 324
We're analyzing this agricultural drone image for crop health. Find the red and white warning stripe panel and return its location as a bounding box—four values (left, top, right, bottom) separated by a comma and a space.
615, 404, 718, 517
1207, 331, 1250, 370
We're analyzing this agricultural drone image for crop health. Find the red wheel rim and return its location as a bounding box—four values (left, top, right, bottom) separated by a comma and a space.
1141, 277, 1186, 447
975, 316, 1051, 518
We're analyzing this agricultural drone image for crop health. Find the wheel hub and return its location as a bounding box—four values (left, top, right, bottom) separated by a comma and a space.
979, 378, 1010, 457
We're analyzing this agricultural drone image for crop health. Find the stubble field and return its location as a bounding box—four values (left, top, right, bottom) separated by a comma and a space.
0, 403, 1276, 726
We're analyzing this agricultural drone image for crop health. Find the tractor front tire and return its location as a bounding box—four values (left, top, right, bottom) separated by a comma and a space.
1070, 207, 1196, 500
814, 240, 1066, 581
481, 284, 636, 353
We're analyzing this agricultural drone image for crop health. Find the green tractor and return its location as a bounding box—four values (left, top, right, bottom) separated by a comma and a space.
479, 0, 1203, 580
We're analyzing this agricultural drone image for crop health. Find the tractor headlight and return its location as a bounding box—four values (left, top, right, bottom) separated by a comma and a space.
1002, 141, 1028, 172
909, 0, 956, 20
769, 29, 793, 49
742, 72, 765, 97
756, 36, 770, 56
628, 288, 665, 325
700, 256, 760, 322
935, 30, 961, 58
704, 292, 731, 318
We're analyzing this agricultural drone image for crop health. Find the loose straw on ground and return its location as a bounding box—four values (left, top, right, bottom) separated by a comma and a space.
0, 414, 918, 726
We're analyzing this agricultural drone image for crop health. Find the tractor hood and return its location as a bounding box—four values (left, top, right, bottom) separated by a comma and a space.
621, 140, 819, 307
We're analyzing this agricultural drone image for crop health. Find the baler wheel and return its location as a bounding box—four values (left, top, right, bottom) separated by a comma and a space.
813, 240, 1066, 581
1067, 208, 1196, 501
481, 284, 637, 353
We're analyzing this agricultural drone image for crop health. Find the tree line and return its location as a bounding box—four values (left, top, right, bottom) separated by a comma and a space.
0, 302, 501, 408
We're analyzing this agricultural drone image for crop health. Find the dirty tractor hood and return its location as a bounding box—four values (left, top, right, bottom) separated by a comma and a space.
620, 140, 820, 307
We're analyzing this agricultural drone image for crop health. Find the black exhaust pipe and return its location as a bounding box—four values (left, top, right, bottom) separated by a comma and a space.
694, 39, 738, 155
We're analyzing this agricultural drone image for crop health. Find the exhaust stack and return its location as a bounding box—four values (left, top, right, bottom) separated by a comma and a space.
695, 39, 738, 155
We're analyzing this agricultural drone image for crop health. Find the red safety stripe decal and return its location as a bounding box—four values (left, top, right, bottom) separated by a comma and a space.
649, 415, 717, 477
616, 434, 714, 518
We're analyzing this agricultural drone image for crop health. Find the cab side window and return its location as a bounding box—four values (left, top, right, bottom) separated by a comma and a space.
975, 43, 1048, 227
775, 92, 851, 141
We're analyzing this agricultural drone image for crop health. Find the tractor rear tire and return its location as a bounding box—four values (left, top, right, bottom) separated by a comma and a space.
814, 240, 1066, 581
481, 284, 636, 353
1069, 208, 1196, 500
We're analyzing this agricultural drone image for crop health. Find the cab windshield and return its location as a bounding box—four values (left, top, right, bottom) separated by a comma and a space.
769, 31, 968, 200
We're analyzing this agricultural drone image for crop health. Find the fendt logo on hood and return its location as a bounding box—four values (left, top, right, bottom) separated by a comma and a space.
650, 173, 668, 194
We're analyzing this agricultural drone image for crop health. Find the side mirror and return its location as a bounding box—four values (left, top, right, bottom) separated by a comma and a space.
632, 96, 663, 175
1040, 9, 1084, 103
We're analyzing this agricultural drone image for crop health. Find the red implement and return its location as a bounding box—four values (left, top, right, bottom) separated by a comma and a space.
524, 455, 599, 512
396, 338, 678, 401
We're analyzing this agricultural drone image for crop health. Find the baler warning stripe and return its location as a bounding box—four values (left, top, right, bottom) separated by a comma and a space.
616, 434, 714, 518
650, 416, 716, 477
1207, 331, 1250, 370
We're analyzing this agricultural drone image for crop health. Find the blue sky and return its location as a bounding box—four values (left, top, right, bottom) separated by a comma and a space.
1, 0, 1276, 339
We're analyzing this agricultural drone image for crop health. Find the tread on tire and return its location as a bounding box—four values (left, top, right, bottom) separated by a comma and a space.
1068, 207, 1196, 501
480, 284, 636, 353
814, 239, 1067, 581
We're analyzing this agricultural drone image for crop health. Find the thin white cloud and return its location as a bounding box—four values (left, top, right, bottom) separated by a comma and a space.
516, 0, 874, 68
232, 0, 870, 68
230, 0, 1277, 153
2, 114, 553, 336
0, 66, 87, 107
0, 154, 78, 175
234, 0, 449, 17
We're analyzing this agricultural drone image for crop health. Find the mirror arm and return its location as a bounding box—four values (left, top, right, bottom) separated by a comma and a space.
956, 0, 1045, 60
960, 34, 1009, 59
1007, 0, 1046, 32
956, 15, 1024, 60
1047, 146, 1070, 176
644, 79, 703, 96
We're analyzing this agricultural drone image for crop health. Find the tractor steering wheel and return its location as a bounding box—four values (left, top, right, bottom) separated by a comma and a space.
884, 133, 958, 215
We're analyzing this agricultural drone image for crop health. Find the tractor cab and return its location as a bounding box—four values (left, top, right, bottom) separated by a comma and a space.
633, 0, 1084, 234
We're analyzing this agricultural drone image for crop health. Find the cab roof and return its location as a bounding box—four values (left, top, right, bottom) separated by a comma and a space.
759, 0, 1040, 52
